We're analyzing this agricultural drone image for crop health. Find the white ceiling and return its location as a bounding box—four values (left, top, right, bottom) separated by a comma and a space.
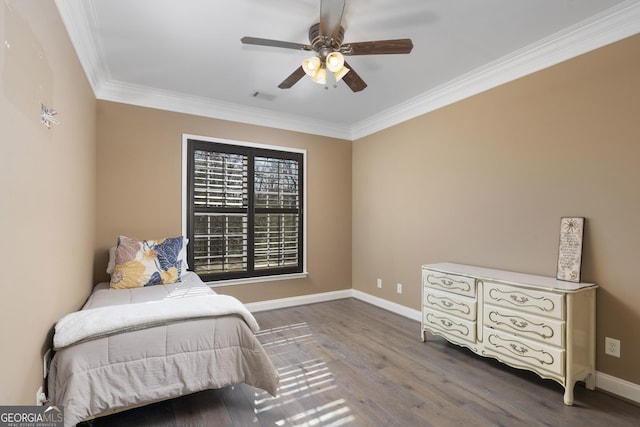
55, 0, 640, 139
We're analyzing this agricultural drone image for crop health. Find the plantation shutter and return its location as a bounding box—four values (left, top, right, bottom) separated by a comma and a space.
191, 149, 248, 276
187, 139, 303, 282
254, 156, 300, 269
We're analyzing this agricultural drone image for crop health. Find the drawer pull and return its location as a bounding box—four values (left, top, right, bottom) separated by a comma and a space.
488, 288, 557, 313
510, 295, 529, 304
510, 319, 529, 329
488, 334, 555, 366
488, 311, 556, 340
441, 320, 453, 327
426, 274, 472, 293
510, 344, 529, 354
425, 294, 472, 317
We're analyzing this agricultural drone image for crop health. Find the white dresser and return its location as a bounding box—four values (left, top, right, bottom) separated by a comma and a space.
421, 263, 597, 405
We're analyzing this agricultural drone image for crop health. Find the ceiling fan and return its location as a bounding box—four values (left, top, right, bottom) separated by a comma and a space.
240, 0, 413, 92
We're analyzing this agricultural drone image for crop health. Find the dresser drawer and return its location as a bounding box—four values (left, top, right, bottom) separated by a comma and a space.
484, 305, 565, 347
423, 270, 476, 298
424, 287, 476, 321
483, 328, 564, 377
484, 282, 564, 320
423, 308, 476, 344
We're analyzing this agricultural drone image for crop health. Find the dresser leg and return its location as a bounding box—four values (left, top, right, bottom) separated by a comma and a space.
563, 383, 575, 406
585, 372, 596, 391
421, 330, 427, 342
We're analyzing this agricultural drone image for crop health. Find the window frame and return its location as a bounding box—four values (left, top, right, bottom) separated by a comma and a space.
182, 134, 307, 286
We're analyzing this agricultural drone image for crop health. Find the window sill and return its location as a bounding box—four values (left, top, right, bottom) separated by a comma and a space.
205, 272, 309, 288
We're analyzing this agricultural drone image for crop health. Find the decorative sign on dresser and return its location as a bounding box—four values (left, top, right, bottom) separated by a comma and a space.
556, 217, 585, 282
421, 262, 597, 405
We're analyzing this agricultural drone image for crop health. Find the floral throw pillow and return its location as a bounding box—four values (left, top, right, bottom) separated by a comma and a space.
110, 235, 184, 289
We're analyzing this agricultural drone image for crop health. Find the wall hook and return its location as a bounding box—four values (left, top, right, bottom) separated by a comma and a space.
41, 104, 59, 129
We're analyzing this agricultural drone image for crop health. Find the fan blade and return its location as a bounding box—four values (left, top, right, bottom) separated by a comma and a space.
341, 61, 367, 92
344, 39, 413, 55
241, 36, 312, 51
319, 0, 345, 40
278, 66, 306, 89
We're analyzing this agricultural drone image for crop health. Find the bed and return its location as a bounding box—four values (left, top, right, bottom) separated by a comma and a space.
48, 270, 279, 426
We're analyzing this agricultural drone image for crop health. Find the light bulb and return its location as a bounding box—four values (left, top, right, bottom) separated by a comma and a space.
302, 57, 322, 78
326, 52, 345, 73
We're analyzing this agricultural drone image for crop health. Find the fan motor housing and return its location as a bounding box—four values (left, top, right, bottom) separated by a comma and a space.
309, 22, 344, 51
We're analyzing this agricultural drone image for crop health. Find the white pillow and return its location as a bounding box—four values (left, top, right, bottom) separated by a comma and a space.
106, 237, 189, 275
106, 246, 117, 274
179, 237, 189, 272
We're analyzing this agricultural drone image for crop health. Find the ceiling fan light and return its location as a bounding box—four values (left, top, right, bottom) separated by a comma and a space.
325, 51, 345, 72
311, 67, 327, 85
302, 56, 322, 77
333, 66, 350, 82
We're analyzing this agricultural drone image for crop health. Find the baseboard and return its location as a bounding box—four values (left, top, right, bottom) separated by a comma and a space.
350, 290, 422, 322
245, 289, 639, 405
244, 289, 352, 313
595, 371, 640, 404
245, 288, 422, 321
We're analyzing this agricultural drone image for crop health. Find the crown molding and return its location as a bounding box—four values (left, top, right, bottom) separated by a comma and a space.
55, 0, 111, 92
351, 0, 640, 140
56, 0, 640, 141
96, 80, 352, 140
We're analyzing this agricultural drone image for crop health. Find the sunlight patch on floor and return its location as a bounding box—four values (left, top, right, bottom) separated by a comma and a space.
275, 399, 354, 427
257, 322, 315, 353
253, 322, 355, 426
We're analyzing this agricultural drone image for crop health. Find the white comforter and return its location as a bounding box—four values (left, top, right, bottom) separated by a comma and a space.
54, 293, 260, 349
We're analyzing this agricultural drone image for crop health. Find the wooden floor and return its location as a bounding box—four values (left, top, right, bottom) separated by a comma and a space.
81, 298, 640, 427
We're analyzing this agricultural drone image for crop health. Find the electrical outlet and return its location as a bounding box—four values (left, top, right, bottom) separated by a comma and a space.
396, 283, 403, 294
377, 278, 382, 289
605, 337, 620, 358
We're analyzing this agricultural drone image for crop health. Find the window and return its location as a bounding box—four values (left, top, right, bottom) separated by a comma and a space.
185, 137, 305, 283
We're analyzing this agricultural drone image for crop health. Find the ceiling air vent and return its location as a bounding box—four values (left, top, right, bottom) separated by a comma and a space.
250, 91, 276, 101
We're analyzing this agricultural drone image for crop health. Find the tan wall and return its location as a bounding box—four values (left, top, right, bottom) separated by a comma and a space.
1, 0, 636, 404
96, 101, 352, 302
353, 34, 640, 385
0, 1, 96, 403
